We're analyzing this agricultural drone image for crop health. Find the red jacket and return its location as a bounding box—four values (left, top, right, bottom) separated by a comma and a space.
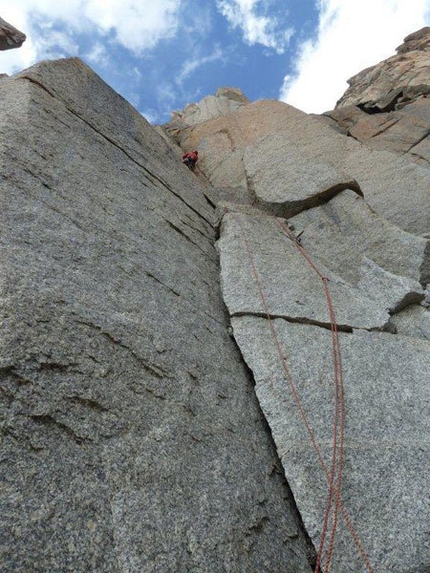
182, 151, 198, 162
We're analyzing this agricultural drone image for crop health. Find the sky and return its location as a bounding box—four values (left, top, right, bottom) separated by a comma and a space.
1, 1, 429, 124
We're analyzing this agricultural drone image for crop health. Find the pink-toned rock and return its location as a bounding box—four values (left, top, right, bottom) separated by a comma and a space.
336, 27, 430, 111
166, 87, 249, 129
326, 98, 430, 165
171, 98, 429, 235
327, 27, 430, 165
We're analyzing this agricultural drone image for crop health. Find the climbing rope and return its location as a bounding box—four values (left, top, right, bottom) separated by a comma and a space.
275, 218, 345, 573
229, 210, 374, 573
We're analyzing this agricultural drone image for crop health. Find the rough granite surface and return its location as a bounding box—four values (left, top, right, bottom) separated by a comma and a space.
216, 199, 430, 572
289, 190, 430, 287
390, 305, 430, 339
243, 133, 360, 218
329, 27, 430, 166
0, 58, 313, 573
217, 209, 390, 331
172, 99, 430, 235
230, 317, 430, 573
3, 42, 430, 573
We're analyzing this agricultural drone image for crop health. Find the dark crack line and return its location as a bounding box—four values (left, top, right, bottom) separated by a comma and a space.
163, 218, 212, 258
19, 75, 55, 98
364, 116, 401, 138
405, 129, 430, 153
231, 311, 354, 333
145, 270, 180, 297
74, 319, 168, 379
68, 395, 109, 413
143, 270, 227, 328
20, 75, 214, 229
30, 413, 91, 444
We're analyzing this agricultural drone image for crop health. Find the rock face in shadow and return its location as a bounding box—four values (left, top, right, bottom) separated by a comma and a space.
0, 16, 26, 50
0, 59, 313, 573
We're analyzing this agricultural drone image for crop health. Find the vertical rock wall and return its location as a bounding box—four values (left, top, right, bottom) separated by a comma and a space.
0, 59, 313, 572
164, 46, 430, 572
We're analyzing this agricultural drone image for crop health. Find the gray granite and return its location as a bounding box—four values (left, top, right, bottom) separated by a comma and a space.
0, 58, 312, 573
290, 189, 430, 286
217, 209, 390, 330
243, 133, 359, 218
231, 316, 430, 573
390, 305, 430, 339
356, 257, 424, 313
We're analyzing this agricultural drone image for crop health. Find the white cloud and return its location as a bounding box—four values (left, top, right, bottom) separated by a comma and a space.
217, 0, 294, 54
83, 0, 181, 52
0, 0, 183, 75
176, 46, 226, 85
280, 0, 430, 113
83, 42, 108, 66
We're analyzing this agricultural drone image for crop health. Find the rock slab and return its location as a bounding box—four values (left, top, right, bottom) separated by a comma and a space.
174, 99, 430, 235
231, 317, 430, 573
0, 58, 312, 573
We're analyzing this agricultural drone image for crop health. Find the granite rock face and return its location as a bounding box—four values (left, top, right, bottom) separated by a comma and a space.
390, 304, 430, 339
243, 133, 360, 218
163, 35, 430, 569
216, 200, 430, 572
217, 209, 390, 331
167, 87, 249, 131
0, 59, 313, 573
166, 98, 430, 236
3, 29, 430, 573
288, 189, 430, 286
336, 27, 430, 111
327, 27, 430, 165
230, 317, 430, 573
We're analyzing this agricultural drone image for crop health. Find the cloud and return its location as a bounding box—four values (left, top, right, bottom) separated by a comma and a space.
176, 46, 226, 85
216, 0, 294, 54
0, 0, 183, 75
280, 0, 430, 113
83, 0, 182, 53
84, 42, 110, 67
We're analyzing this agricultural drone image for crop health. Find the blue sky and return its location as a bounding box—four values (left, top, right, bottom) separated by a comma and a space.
1, 1, 430, 124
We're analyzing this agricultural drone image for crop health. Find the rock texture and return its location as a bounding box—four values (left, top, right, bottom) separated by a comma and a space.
243, 133, 360, 218
231, 316, 430, 573
287, 189, 429, 287
0, 59, 313, 572
336, 27, 430, 111
217, 209, 390, 331
0, 16, 26, 51
163, 29, 430, 573
169, 87, 249, 130
216, 201, 430, 572
326, 27, 430, 165
2, 28, 430, 573
166, 98, 430, 236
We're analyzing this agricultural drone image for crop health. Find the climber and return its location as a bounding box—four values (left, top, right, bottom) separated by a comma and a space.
182, 150, 198, 170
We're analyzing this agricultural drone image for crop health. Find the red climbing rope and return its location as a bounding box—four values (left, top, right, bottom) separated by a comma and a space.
229, 210, 374, 573
275, 219, 345, 573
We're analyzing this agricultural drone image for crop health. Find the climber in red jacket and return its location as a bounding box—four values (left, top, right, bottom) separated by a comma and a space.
182, 150, 198, 170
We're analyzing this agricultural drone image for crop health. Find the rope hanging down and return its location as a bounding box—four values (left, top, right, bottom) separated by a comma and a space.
229, 210, 374, 573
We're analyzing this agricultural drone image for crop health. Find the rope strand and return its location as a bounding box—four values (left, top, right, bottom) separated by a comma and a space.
228, 210, 374, 573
